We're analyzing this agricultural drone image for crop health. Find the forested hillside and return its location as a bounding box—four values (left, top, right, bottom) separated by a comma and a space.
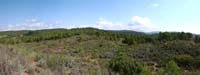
0, 28, 200, 75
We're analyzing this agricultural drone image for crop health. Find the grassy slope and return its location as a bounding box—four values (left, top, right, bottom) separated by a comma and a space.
0, 28, 200, 75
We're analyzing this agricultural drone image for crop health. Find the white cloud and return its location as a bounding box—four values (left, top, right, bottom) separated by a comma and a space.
131, 16, 153, 27
0, 16, 157, 32
152, 3, 160, 7
0, 18, 65, 31
96, 18, 113, 26
25, 18, 38, 23
55, 20, 64, 24
92, 16, 156, 32
162, 24, 200, 34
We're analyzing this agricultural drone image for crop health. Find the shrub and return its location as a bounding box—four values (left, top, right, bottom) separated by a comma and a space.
109, 52, 146, 75
164, 60, 181, 75
175, 54, 194, 69
0, 45, 27, 75
46, 54, 68, 70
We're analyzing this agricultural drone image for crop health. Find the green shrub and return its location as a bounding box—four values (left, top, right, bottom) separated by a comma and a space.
109, 52, 147, 75
46, 55, 68, 70
34, 53, 45, 62
175, 54, 194, 69
164, 60, 181, 75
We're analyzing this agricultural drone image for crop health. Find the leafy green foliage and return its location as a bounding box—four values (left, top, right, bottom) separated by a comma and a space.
163, 60, 181, 75
21, 29, 70, 42
194, 35, 200, 43
158, 32, 193, 41
175, 55, 194, 69
109, 51, 149, 75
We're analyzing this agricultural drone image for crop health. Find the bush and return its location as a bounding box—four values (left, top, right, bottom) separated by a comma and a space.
175, 54, 194, 69
45, 54, 68, 70
164, 60, 181, 75
109, 52, 148, 75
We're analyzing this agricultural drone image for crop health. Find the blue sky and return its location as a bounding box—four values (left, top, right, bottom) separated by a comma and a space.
0, 0, 200, 33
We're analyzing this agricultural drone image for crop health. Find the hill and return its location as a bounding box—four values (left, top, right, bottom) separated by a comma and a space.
0, 28, 200, 75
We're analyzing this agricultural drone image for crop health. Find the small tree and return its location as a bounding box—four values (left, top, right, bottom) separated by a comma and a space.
140, 65, 151, 75
164, 60, 181, 75
109, 51, 149, 75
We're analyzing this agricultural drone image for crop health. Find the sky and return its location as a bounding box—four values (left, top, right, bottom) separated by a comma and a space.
0, 0, 200, 33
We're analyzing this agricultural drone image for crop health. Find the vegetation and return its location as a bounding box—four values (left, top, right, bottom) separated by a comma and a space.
0, 28, 199, 75
109, 51, 148, 75
163, 60, 181, 75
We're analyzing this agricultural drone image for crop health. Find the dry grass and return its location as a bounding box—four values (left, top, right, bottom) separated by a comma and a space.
0, 45, 27, 75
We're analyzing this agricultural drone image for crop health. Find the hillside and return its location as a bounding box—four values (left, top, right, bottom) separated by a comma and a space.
0, 28, 200, 75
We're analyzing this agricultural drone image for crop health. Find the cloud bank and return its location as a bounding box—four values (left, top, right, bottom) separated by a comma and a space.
93, 16, 156, 32
0, 19, 66, 31
0, 16, 157, 32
